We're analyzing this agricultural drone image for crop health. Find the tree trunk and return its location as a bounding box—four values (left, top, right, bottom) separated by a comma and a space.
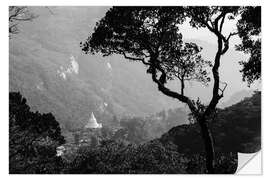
198, 116, 215, 174
181, 78, 185, 96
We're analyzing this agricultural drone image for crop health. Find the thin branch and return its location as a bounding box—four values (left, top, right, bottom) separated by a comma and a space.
214, 11, 226, 29
218, 81, 227, 98
122, 52, 144, 61
10, 16, 36, 21
202, 20, 215, 33
9, 23, 18, 34
9, 6, 37, 35
150, 62, 198, 115
219, 14, 226, 32
226, 32, 239, 41
220, 32, 238, 55
221, 41, 229, 55
121, 51, 151, 66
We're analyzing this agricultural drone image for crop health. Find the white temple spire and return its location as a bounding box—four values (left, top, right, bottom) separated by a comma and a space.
85, 112, 102, 129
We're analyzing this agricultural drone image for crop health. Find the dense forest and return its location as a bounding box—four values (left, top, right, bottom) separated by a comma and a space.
9, 92, 65, 173
9, 91, 260, 174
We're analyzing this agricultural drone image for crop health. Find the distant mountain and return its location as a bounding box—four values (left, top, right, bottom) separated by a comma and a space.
218, 90, 255, 108
9, 7, 255, 130
9, 7, 180, 130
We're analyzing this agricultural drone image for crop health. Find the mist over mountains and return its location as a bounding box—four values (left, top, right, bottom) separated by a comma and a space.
9, 7, 257, 129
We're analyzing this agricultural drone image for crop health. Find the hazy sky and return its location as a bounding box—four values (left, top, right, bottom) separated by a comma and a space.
78, 6, 260, 98
20, 7, 260, 103
180, 18, 241, 46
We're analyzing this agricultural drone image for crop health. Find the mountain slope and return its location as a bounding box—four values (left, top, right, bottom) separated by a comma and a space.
9, 7, 258, 130
218, 89, 254, 108
159, 91, 261, 153
9, 7, 180, 129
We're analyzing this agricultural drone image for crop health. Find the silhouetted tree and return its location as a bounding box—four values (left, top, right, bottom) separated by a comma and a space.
9, 92, 65, 173
81, 6, 259, 173
236, 7, 261, 85
163, 42, 212, 95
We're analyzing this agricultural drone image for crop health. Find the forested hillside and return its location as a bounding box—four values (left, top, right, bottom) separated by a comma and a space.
9, 7, 181, 131
66, 91, 260, 174
9, 7, 257, 132
9, 91, 260, 174
160, 91, 261, 153
9, 92, 65, 173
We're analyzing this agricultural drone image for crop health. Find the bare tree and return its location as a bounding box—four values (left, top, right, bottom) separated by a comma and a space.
9, 6, 37, 35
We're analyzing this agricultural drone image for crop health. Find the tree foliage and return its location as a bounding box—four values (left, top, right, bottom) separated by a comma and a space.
82, 6, 248, 173
8, 91, 259, 174
66, 139, 188, 174
81, 7, 211, 98
163, 42, 212, 95
236, 7, 261, 85
118, 117, 148, 144
64, 139, 238, 174
9, 92, 65, 173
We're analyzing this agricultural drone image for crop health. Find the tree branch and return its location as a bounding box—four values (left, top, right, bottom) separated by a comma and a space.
219, 14, 226, 32
214, 11, 226, 30
218, 81, 227, 98
121, 51, 151, 66
104, 48, 151, 66
150, 62, 198, 115
220, 32, 238, 55
226, 32, 239, 41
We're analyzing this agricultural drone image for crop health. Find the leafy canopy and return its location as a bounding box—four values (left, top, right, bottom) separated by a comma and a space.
9, 92, 65, 173
236, 7, 261, 86
81, 7, 211, 95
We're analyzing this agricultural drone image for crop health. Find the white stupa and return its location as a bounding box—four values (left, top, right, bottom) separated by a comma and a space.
85, 112, 102, 129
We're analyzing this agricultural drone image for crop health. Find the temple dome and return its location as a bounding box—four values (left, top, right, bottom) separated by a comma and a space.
85, 112, 102, 129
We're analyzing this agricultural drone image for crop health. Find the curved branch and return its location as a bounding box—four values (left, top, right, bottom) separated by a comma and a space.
221, 32, 238, 55
106, 48, 151, 66
227, 32, 239, 41
121, 51, 151, 66
150, 64, 198, 115
203, 11, 237, 117
214, 11, 227, 30
219, 14, 226, 32
204, 34, 224, 117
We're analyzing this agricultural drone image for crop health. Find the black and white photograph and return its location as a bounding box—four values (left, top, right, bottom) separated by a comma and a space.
7, 4, 262, 174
